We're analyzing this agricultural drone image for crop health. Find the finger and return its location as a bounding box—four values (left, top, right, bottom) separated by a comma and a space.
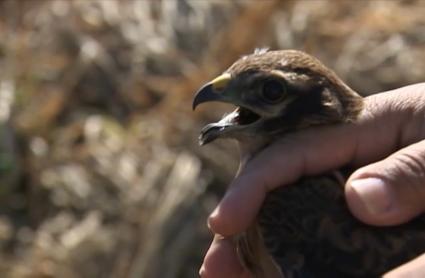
209, 123, 357, 236
384, 253, 425, 277
209, 84, 425, 236
346, 140, 425, 226
200, 235, 247, 278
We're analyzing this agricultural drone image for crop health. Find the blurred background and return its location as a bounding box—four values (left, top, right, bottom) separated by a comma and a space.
0, 0, 424, 277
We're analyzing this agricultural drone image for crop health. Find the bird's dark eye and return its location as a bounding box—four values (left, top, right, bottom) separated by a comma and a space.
261, 80, 285, 103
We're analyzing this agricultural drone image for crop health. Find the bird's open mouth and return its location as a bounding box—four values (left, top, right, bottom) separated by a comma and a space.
192, 74, 263, 145
234, 106, 261, 125
199, 106, 261, 145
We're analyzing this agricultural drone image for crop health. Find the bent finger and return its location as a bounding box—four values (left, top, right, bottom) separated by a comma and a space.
201, 235, 247, 278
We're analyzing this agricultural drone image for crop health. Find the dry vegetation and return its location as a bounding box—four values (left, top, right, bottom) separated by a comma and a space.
0, 0, 424, 277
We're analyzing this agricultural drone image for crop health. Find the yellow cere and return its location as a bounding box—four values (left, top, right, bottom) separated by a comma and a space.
210, 73, 231, 91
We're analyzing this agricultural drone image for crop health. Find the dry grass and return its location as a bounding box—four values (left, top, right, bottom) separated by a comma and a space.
0, 0, 424, 277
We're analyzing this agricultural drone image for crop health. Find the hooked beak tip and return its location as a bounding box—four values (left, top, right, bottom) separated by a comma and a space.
192, 83, 219, 111
192, 73, 231, 110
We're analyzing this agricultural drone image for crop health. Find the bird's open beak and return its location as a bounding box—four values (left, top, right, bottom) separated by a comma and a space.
192, 72, 262, 145
192, 73, 231, 110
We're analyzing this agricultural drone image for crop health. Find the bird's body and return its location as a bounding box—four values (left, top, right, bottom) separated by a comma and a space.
260, 172, 425, 277
193, 49, 425, 277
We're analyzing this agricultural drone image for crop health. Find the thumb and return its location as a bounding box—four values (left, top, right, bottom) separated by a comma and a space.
345, 140, 425, 226
384, 253, 425, 277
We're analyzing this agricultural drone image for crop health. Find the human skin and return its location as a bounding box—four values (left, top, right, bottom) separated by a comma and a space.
199, 83, 425, 277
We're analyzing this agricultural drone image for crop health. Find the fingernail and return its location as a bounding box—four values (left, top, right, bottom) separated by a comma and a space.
350, 177, 393, 215
210, 207, 218, 219
207, 218, 212, 231
207, 208, 219, 231
199, 264, 205, 276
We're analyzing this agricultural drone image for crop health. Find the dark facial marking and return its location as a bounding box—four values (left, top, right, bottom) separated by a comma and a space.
259, 84, 329, 135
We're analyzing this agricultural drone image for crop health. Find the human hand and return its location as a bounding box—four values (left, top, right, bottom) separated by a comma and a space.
200, 83, 425, 277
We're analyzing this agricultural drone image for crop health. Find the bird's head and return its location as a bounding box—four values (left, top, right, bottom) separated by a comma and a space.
193, 49, 363, 147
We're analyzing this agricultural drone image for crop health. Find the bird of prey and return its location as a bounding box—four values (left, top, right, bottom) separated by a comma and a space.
193, 49, 425, 277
